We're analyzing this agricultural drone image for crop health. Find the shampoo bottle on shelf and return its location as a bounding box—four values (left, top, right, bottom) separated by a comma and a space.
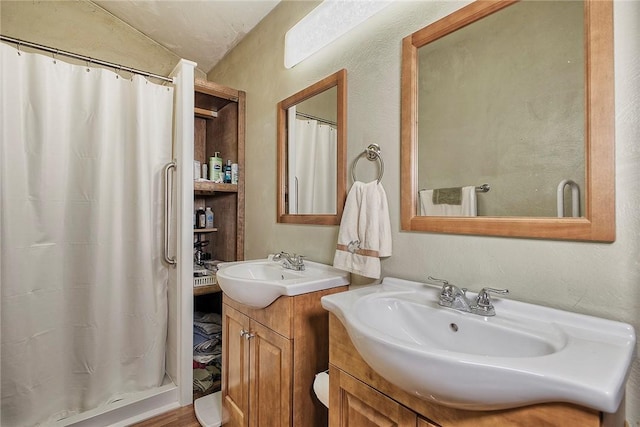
205, 207, 214, 229
209, 152, 222, 183
224, 160, 232, 183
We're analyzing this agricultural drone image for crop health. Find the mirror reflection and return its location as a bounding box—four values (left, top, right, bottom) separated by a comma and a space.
417, 0, 584, 218
277, 69, 347, 225
287, 87, 337, 215
400, 0, 615, 241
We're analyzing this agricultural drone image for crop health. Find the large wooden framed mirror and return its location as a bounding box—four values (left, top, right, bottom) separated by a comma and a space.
277, 69, 347, 225
401, 0, 614, 241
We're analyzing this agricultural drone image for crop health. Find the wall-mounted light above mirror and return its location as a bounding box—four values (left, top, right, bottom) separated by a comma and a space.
277, 69, 347, 225
401, 0, 614, 241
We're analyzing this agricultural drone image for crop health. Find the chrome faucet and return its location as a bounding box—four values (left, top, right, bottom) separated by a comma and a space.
273, 251, 305, 271
429, 276, 508, 316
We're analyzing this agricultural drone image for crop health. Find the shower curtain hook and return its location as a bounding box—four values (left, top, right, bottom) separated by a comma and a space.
52, 49, 58, 64
16, 41, 22, 56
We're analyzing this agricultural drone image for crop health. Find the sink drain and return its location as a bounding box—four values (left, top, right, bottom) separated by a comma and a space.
449, 323, 459, 332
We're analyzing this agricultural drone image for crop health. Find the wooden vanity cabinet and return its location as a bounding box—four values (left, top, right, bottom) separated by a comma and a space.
222, 303, 292, 427
222, 287, 348, 427
328, 314, 602, 427
330, 366, 421, 427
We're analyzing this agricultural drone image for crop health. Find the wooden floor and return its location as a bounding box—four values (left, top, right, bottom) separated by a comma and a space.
131, 404, 201, 427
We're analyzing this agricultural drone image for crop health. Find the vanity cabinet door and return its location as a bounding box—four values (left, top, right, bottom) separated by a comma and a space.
418, 418, 440, 427
248, 320, 292, 427
222, 304, 251, 427
223, 302, 293, 427
330, 367, 417, 427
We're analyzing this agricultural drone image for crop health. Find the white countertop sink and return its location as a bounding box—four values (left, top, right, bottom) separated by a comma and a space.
216, 256, 349, 308
321, 277, 636, 412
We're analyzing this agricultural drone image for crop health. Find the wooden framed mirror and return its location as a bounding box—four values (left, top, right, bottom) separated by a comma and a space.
277, 69, 347, 225
401, 0, 614, 241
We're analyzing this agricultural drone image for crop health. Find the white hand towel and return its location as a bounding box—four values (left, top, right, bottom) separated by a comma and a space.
419, 186, 477, 216
333, 181, 392, 279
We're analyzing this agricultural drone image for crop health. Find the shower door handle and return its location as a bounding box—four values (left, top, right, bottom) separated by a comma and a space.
163, 161, 177, 266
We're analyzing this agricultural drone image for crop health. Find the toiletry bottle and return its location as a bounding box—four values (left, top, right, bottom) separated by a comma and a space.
205, 207, 214, 229
194, 160, 201, 180
209, 152, 223, 183
231, 163, 238, 184
197, 207, 206, 229
224, 160, 232, 183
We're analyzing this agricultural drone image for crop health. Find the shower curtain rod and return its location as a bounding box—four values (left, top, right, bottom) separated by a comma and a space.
296, 111, 337, 127
0, 35, 174, 83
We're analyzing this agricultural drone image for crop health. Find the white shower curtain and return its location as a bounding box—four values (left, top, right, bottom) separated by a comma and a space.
0, 43, 173, 426
294, 118, 337, 214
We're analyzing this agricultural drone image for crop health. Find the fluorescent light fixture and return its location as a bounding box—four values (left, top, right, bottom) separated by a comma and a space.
285, 0, 393, 69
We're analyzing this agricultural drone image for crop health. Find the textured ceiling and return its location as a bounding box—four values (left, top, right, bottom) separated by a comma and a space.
92, 0, 280, 73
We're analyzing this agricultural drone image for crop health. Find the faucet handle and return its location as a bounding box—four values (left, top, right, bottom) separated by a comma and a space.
273, 251, 288, 260
429, 277, 466, 296
429, 277, 452, 298
428, 276, 449, 286
294, 254, 305, 270
474, 288, 509, 315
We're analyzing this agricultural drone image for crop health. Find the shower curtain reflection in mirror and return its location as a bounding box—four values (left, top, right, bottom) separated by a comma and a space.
287, 106, 337, 215
0, 43, 173, 426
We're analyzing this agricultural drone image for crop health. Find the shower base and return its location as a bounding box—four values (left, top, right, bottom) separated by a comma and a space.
52, 375, 179, 427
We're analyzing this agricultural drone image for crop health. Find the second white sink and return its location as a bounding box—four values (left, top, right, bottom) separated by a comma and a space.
217, 256, 349, 308
322, 277, 636, 413
357, 294, 564, 358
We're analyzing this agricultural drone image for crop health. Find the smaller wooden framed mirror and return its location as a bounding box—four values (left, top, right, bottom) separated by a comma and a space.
277, 69, 347, 225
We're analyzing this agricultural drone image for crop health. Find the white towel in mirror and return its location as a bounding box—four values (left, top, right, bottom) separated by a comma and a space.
419, 186, 477, 216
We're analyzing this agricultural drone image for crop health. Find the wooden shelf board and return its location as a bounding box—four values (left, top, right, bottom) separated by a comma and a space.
194, 107, 218, 119
194, 228, 218, 233
194, 181, 238, 194
193, 380, 221, 401
194, 284, 221, 296
195, 79, 239, 102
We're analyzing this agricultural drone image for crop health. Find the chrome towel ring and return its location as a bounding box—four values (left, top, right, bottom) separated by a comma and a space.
351, 144, 384, 184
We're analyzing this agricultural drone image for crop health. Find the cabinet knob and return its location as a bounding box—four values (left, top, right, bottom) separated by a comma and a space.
240, 329, 255, 340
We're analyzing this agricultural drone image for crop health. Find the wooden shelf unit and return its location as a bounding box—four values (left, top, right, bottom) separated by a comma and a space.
192, 79, 245, 401
193, 79, 245, 283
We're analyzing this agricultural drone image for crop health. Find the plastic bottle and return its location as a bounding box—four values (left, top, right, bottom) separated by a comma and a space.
205, 207, 214, 229
231, 163, 239, 184
196, 207, 206, 229
224, 160, 232, 183
209, 152, 222, 183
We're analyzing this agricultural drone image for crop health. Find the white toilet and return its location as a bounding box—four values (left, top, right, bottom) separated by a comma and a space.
314, 371, 330, 409
194, 372, 327, 426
